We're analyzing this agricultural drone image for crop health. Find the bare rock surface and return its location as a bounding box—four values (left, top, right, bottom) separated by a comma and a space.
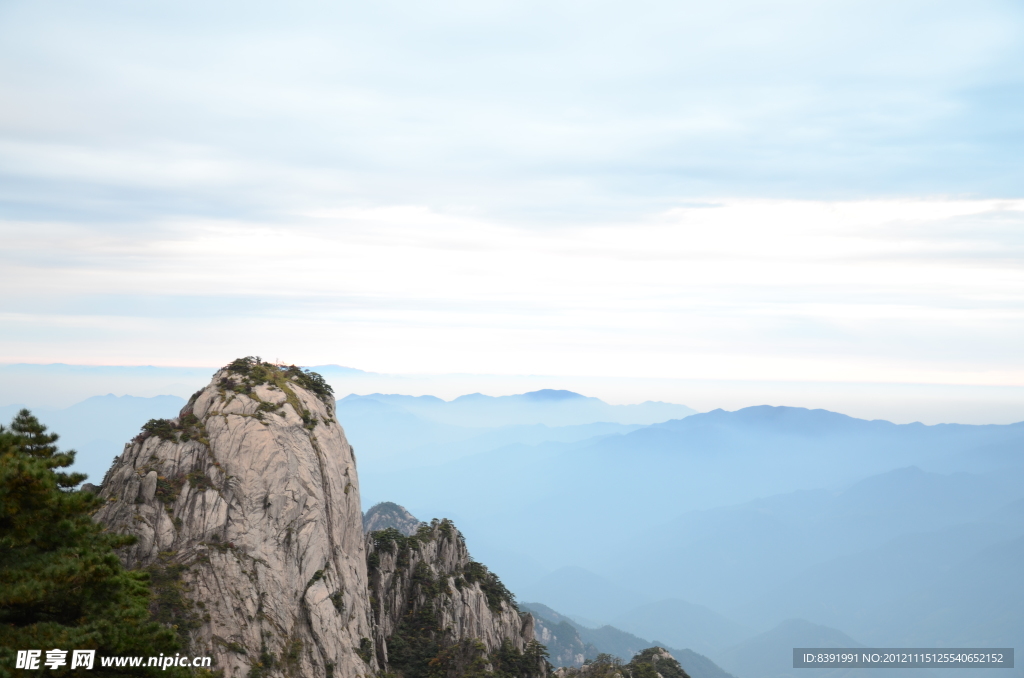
93, 357, 547, 678
363, 501, 423, 536
94, 359, 373, 678
366, 520, 542, 674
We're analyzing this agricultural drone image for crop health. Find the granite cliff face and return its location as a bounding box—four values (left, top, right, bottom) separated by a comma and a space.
366, 522, 546, 678
94, 359, 373, 678
94, 358, 545, 678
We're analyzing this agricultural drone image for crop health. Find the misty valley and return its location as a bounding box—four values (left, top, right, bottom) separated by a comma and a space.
1, 362, 1021, 678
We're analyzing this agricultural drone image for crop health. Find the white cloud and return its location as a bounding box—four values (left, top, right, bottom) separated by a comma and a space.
2, 199, 1022, 385
1, 0, 1022, 398
2, 0, 1023, 222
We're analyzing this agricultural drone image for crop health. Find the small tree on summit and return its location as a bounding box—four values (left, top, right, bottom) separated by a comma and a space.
0, 410, 187, 677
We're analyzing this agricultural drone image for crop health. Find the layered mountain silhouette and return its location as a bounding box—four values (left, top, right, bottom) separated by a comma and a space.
338, 390, 694, 429
10, 387, 1023, 678
521, 603, 737, 678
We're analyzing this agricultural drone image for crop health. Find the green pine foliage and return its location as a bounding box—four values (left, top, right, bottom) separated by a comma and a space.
563, 648, 691, 678
367, 521, 542, 678
459, 561, 516, 613
626, 648, 689, 678
574, 653, 623, 678
0, 410, 189, 677
385, 603, 443, 678
427, 639, 491, 678
491, 640, 550, 678
223, 356, 334, 404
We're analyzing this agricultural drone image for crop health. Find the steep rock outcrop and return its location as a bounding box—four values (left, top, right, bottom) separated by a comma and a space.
366, 522, 546, 678
94, 359, 373, 678
530, 616, 593, 669
364, 501, 422, 536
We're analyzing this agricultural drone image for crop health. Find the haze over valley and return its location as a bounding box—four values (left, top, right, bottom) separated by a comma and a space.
6, 366, 1021, 678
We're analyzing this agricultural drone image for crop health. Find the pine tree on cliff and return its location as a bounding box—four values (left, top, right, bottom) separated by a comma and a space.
0, 410, 187, 677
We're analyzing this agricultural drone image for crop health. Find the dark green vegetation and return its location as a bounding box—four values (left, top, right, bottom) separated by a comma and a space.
140, 411, 209, 446
561, 649, 690, 678
367, 521, 543, 678
139, 357, 338, 444
382, 595, 443, 678
456, 561, 517, 613
369, 524, 515, 614
146, 551, 207, 649
211, 357, 336, 430
224, 356, 334, 405
426, 639, 550, 678
0, 410, 194, 677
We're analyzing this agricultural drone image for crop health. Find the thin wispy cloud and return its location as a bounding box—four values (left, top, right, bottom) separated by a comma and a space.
2, 200, 1022, 385
2, 0, 1023, 220
1, 0, 1022, 392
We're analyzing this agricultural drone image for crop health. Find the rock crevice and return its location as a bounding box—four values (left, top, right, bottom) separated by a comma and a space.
95, 360, 372, 678
94, 358, 546, 678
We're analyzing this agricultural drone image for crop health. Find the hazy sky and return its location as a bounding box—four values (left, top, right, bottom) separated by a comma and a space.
2, 0, 1023, 392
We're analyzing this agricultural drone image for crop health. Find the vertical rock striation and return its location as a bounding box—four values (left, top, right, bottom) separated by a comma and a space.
366, 522, 546, 678
94, 357, 547, 678
94, 358, 373, 678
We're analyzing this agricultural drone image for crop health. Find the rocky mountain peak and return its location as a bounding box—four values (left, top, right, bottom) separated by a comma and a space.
363, 501, 423, 536
94, 358, 372, 678
90, 358, 547, 678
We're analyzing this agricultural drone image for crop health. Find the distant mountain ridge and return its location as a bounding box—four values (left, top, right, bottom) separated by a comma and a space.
339, 390, 695, 428
610, 600, 751, 656
363, 404, 1024, 591
515, 389, 584, 402
621, 464, 1024, 612
337, 390, 691, 479
520, 603, 736, 678
354, 403, 1024, 678
8, 388, 1024, 677
711, 619, 936, 678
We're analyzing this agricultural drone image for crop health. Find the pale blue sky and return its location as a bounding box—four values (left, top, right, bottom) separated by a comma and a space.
1, 0, 1023, 398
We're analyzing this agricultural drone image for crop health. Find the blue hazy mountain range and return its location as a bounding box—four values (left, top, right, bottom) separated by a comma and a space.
338, 390, 695, 428
464, 462, 1023, 678
362, 406, 1024, 573
349, 402, 1023, 678
520, 602, 738, 678
0, 388, 685, 486
4, 390, 1023, 678
336, 390, 692, 470
711, 619, 939, 678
